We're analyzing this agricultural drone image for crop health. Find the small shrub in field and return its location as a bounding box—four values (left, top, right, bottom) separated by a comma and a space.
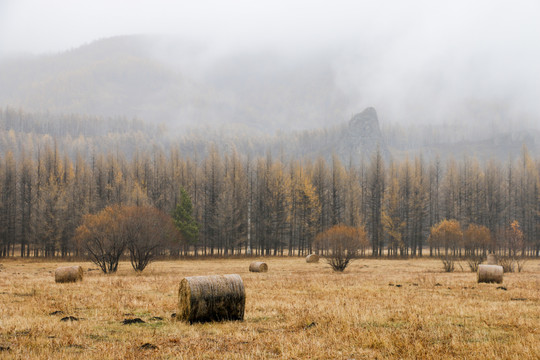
466, 255, 484, 272
76, 205, 181, 273
516, 259, 527, 272
314, 224, 367, 272
441, 256, 455, 272
498, 257, 515, 273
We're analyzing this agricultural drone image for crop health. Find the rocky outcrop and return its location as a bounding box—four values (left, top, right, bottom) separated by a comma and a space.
342, 107, 390, 162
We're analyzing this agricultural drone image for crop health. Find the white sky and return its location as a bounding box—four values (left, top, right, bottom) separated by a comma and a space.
2, 1, 538, 55
1, 0, 540, 125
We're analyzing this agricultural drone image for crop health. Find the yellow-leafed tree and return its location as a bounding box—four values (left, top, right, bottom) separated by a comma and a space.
314, 224, 367, 271
428, 219, 463, 256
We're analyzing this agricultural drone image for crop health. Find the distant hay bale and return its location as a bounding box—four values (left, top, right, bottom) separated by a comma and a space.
477, 264, 503, 284
306, 254, 319, 263
487, 254, 497, 265
249, 261, 268, 272
55, 266, 83, 283
178, 274, 245, 323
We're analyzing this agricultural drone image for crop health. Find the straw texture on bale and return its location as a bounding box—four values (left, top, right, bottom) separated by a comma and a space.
249, 261, 268, 272
477, 264, 503, 283
178, 274, 245, 323
55, 266, 84, 283
306, 254, 319, 263
486, 254, 497, 265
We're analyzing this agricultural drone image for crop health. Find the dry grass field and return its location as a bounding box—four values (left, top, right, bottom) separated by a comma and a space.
0, 257, 539, 359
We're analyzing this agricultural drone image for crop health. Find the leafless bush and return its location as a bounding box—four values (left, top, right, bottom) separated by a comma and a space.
123, 206, 180, 272
498, 257, 515, 273
441, 256, 455, 272
515, 258, 527, 272
466, 255, 484, 272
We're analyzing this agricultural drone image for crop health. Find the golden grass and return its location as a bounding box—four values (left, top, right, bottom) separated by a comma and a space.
0, 258, 539, 359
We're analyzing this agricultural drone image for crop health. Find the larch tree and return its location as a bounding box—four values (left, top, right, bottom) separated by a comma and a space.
267, 160, 290, 255
312, 157, 330, 236
291, 165, 320, 255
202, 145, 223, 255
383, 161, 405, 256
331, 154, 346, 226
19, 153, 34, 257
398, 158, 413, 256
506, 220, 524, 257
1, 152, 17, 257
484, 159, 503, 247
345, 161, 362, 229
367, 148, 385, 256
427, 156, 441, 256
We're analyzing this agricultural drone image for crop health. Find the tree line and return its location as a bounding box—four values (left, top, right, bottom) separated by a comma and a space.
0, 139, 538, 258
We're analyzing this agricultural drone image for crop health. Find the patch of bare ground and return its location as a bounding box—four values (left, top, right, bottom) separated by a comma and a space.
0, 257, 538, 359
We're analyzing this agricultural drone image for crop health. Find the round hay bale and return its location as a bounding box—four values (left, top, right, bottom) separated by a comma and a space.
55, 266, 84, 283
178, 274, 245, 323
306, 254, 319, 263
486, 254, 497, 265
249, 261, 268, 272
477, 264, 503, 284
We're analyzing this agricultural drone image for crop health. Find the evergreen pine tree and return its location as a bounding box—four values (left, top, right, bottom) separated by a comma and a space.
172, 187, 199, 245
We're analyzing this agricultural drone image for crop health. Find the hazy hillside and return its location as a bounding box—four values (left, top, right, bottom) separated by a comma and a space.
1, 35, 538, 160
2, 106, 537, 165
0, 36, 212, 129
0, 35, 352, 133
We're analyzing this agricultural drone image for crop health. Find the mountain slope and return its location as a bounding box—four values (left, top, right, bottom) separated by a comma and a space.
0, 35, 352, 132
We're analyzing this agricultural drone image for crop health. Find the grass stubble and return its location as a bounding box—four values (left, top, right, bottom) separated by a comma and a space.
0, 258, 538, 359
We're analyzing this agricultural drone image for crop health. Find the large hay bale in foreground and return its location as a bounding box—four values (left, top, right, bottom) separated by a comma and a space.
306, 254, 319, 263
55, 266, 84, 283
486, 254, 497, 265
249, 261, 268, 272
477, 264, 503, 284
178, 274, 245, 323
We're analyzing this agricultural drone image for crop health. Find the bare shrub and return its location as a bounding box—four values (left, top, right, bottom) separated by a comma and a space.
515, 258, 527, 272
123, 206, 180, 272
466, 255, 484, 272
498, 257, 515, 273
441, 256, 455, 272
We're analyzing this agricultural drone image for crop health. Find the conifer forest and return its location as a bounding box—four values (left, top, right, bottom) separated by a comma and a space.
1, 107, 538, 259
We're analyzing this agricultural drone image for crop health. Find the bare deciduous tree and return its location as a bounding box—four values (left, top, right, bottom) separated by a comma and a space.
75, 205, 127, 273
124, 206, 180, 272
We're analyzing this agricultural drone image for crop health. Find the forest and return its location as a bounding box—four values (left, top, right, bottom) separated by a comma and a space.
0, 106, 538, 259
